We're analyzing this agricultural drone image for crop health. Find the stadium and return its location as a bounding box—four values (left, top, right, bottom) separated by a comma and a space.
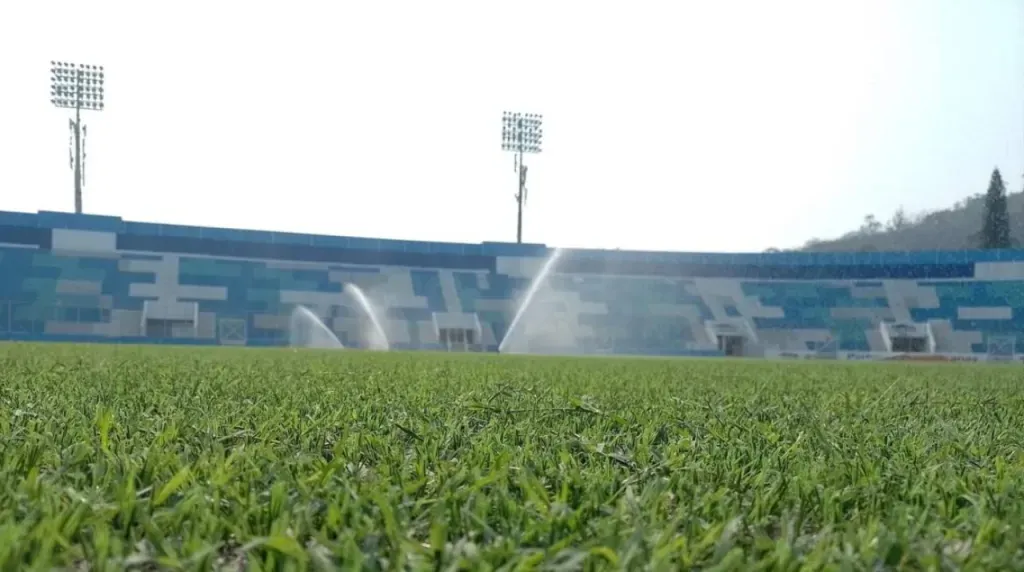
5, 7, 1024, 564
1, 208, 1022, 362
6, 208, 1024, 566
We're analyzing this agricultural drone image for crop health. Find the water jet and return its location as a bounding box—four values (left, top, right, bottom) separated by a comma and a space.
343, 283, 390, 351
288, 306, 344, 349
498, 248, 564, 354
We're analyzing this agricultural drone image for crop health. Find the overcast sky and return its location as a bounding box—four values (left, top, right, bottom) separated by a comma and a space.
0, 0, 1021, 253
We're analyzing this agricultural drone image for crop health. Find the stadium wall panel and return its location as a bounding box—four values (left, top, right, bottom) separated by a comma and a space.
2, 210, 1024, 357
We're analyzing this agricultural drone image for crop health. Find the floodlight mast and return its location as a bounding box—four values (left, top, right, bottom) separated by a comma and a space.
50, 61, 105, 214
501, 112, 543, 243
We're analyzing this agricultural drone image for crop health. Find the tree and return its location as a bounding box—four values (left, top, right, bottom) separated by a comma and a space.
887, 207, 909, 232
859, 214, 882, 235
980, 167, 1011, 249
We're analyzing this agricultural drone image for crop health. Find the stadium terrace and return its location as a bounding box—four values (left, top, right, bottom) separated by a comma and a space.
1, 209, 1023, 362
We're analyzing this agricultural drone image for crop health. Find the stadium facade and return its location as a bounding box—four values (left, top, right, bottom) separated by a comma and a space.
1, 209, 1023, 361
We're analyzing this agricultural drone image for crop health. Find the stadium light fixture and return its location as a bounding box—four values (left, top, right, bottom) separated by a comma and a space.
501, 111, 543, 244
50, 61, 105, 214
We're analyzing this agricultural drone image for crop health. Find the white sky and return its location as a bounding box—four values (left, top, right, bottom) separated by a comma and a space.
0, 0, 1022, 252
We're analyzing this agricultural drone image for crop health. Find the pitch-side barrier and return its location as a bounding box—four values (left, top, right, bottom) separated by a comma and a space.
765, 349, 1024, 364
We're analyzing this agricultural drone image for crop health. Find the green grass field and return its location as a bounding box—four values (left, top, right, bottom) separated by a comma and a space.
2, 343, 1024, 570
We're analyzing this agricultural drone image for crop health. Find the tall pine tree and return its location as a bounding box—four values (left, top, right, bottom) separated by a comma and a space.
980, 167, 1011, 249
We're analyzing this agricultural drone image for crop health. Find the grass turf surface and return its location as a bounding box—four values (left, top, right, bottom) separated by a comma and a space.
1, 344, 1024, 570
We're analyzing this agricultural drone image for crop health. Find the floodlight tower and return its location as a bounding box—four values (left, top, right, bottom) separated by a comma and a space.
50, 61, 105, 214
501, 111, 543, 244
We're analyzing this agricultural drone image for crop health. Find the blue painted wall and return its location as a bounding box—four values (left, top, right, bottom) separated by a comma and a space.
2, 209, 1024, 356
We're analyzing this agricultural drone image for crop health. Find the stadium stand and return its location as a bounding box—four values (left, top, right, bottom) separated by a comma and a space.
2, 209, 1024, 360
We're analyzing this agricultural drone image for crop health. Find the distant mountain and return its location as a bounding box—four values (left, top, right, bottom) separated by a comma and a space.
794, 190, 1024, 253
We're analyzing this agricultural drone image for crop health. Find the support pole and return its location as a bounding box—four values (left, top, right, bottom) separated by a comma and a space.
516, 151, 525, 243
73, 105, 82, 214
